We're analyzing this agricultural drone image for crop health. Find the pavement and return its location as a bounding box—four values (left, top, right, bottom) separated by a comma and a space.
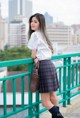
40, 94, 80, 118
66, 108, 80, 118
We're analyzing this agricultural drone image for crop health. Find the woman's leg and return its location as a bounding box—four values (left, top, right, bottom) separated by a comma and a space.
50, 92, 59, 106
50, 92, 64, 117
41, 93, 64, 118
41, 93, 54, 110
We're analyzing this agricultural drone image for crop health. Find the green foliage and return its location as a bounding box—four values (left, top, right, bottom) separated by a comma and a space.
0, 46, 31, 71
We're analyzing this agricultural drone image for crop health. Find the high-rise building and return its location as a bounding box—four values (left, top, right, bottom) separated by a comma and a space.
47, 22, 73, 50
20, 0, 23, 15
23, 0, 32, 18
8, 16, 28, 48
44, 12, 53, 26
71, 24, 80, 44
9, 0, 32, 22
0, 3, 8, 50
9, 0, 17, 22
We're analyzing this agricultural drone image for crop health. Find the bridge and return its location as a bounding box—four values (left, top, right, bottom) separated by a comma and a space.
0, 53, 80, 118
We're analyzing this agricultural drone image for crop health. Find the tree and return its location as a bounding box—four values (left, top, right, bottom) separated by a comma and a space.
0, 46, 31, 71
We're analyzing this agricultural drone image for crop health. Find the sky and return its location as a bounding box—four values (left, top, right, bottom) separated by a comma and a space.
0, 0, 80, 25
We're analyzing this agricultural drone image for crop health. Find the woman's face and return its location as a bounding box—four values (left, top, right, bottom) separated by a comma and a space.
30, 16, 40, 31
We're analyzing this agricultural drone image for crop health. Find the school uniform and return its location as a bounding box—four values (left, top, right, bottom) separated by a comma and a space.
28, 30, 59, 93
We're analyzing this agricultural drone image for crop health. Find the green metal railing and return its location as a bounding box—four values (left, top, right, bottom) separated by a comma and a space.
0, 53, 80, 118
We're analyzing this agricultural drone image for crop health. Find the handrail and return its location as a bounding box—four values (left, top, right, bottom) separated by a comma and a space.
0, 53, 80, 118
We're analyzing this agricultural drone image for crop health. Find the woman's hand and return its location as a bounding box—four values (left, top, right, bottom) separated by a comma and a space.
34, 58, 39, 64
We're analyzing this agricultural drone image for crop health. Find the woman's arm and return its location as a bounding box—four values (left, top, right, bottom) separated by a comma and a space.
31, 50, 37, 59
31, 50, 39, 63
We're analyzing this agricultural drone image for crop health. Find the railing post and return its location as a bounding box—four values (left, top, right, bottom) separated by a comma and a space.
21, 76, 24, 108
12, 78, 16, 111
76, 63, 78, 86
63, 58, 67, 107
3, 80, 7, 115
67, 57, 71, 105
28, 63, 33, 118
36, 91, 40, 118
78, 65, 80, 90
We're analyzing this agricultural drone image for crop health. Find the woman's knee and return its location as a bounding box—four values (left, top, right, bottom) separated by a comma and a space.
50, 93, 58, 102
42, 100, 54, 109
42, 100, 52, 108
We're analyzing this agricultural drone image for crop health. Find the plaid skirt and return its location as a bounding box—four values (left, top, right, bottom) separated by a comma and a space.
38, 60, 60, 93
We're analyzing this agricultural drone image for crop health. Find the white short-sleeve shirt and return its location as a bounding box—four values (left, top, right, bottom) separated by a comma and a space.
27, 30, 52, 60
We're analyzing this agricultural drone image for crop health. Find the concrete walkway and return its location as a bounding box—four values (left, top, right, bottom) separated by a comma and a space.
40, 95, 80, 118
66, 108, 80, 118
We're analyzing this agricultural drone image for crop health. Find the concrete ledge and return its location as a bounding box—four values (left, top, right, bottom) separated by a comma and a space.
40, 95, 80, 118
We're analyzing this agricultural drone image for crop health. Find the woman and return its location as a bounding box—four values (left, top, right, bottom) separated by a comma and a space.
27, 13, 64, 118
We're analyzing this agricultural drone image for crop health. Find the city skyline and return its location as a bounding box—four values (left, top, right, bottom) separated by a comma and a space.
0, 0, 80, 25
8, 0, 32, 21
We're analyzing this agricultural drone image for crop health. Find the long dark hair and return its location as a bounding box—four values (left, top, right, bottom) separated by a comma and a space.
28, 13, 54, 53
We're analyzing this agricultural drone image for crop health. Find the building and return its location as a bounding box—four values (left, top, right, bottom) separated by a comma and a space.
0, 3, 8, 50
44, 12, 53, 26
71, 24, 80, 45
8, 16, 28, 48
9, 0, 32, 22
9, 0, 17, 22
75, 29, 80, 44
47, 22, 73, 51
71, 24, 80, 33
72, 29, 80, 45
22, 0, 32, 18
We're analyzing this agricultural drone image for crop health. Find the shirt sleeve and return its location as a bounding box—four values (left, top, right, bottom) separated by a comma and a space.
27, 32, 39, 50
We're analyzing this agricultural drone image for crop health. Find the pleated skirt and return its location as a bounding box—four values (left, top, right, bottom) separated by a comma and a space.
38, 60, 60, 93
